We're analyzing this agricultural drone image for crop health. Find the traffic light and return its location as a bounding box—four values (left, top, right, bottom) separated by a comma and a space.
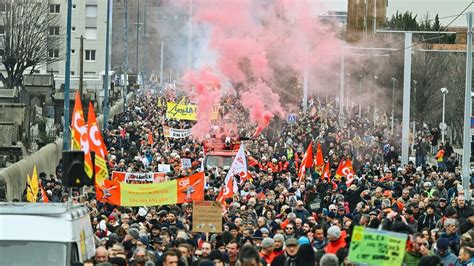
62, 151, 87, 188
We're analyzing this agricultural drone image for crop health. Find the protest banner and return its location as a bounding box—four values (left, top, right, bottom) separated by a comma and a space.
111, 171, 167, 183
166, 102, 197, 121
192, 201, 223, 233
348, 226, 407, 266
158, 164, 171, 173
96, 172, 205, 206
181, 158, 192, 169
163, 126, 192, 139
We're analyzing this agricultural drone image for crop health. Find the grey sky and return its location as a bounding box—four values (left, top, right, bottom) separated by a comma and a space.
320, 0, 474, 27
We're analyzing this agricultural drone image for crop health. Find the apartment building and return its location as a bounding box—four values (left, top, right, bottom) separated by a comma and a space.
46, 0, 112, 92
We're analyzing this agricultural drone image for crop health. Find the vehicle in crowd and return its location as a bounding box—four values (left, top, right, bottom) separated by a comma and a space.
0, 203, 95, 265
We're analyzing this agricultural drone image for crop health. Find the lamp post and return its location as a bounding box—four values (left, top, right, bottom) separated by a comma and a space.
440, 87, 449, 144
391, 78, 396, 133
373, 75, 378, 127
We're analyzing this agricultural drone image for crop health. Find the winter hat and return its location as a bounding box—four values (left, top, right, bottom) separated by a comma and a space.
273, 234, 285, 243
437, 237, 449, 251
197, 259, 214, 266
298, 236, 310, 245
138, 234, 149, 246
109, 233, 119, 242
261, 237, 275, 249
128, 228, 140, 240
327, 226, 341, 239
445, 206, 457, 217
260, 228, 270, 235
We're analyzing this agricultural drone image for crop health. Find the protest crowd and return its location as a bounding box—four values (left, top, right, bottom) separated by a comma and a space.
30, 88, 474, 266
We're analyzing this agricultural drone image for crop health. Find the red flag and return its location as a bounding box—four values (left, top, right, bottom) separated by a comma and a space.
321, 161, 330, 182
88, 103, 109, 185
335, 159, 346, 180
217, 176, 234, 203
314, 142, 324, 175
298, 141, 313, 182
342, 159, 356, 186
40, 182, 49, 203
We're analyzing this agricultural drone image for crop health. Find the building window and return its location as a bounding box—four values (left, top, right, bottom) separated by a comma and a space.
72, 4, 76, 9
85, 5, 97, 18
85, 50, 96, 61
0, 3, 6, 12
49, 4, 60, 13
0, 25, 4, 35
72, 26, 76, 32
49, 26, 60, 36
84, 71, 96, 76
71, 49, 75, 54
71, 71, 75, 76
85, 27, 97, 40
49, 49, 59, 59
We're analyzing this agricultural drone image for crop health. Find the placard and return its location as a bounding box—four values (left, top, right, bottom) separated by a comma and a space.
158, 164, 171, 173
181, 158, 192, 169
192, 201, 223, 233
348, 226, 407, 266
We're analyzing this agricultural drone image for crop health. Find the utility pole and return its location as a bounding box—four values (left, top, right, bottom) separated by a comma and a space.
103, 0, 111, 130
123, 0, 129, 112
136, 0, 140, 81
63, 0, 73, 151
391, 78, 396, 133
463, 12, 473, 199
76, 35, 85, 99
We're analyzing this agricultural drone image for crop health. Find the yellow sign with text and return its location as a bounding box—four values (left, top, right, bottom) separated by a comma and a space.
166, 102, 197, 121
120, 180, 178, 206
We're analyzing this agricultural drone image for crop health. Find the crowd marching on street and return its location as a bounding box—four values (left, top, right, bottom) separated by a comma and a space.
28, 88, 474, 266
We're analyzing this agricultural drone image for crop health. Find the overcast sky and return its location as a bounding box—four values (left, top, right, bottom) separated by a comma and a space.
320, 0, 474, 27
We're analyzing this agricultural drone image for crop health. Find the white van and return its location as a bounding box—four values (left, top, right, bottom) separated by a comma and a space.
0, 203, 96, 265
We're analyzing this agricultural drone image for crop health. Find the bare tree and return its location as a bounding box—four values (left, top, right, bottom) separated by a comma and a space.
0, 0, 62, 89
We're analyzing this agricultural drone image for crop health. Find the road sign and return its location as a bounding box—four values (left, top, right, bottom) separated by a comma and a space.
439, 122, 447, 130
287, 114, 297, 124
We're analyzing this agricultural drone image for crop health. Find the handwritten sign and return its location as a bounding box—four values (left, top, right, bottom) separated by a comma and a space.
166, 102, 197, 121
158, 164, 171, 173
192, 201, 222, 233
348, 226, 407, 266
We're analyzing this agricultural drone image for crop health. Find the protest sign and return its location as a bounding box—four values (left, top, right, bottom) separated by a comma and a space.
111, 171, 166, 183
181, 158, 192, 169
192, 201, 223, 233
158, 164, 171, 173
348, 226, 407, 266
166, 102, 197, 121
163, 126, 192, 139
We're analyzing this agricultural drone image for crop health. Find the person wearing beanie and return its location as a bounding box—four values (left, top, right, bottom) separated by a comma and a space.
435, 237, 459, 265
324, 226, 346, 254
259, 237, 276, 265
298, 236, 310, 245
272, 234, 285, 258
271, 238, 299, 266
417, 203, 440, 232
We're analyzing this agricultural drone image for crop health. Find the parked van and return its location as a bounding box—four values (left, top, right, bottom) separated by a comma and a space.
0, 203, 95, 265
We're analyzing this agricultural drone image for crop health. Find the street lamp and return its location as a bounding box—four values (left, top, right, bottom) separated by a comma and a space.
440, 87, 449, 144
391, 78, 396, 133
373, 75, 378, 126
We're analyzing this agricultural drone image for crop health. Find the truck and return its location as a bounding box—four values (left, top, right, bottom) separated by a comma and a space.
203, 137, 243, 170
0, 203, 96, 265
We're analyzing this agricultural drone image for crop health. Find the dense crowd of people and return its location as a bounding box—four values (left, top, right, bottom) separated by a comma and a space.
31, 88, 474, 266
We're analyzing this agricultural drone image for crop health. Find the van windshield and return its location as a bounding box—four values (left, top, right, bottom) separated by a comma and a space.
205, 155, 235, 170
0, 241, 67, 266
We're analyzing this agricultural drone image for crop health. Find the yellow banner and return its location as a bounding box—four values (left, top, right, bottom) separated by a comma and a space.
166, 102, 220, 121
166, 102, 197, 121
120, 180, 178, 206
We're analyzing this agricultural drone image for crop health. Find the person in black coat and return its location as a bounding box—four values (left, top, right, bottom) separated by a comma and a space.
345, 178, 366, 211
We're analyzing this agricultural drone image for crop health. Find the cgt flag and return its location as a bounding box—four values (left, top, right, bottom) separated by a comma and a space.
321, 161, 330, 182
88, 103, 108, 185
314, 142, 324, 175
71, 92, 93, 178
96, 172, 205, 206
298, 141, 313, 182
